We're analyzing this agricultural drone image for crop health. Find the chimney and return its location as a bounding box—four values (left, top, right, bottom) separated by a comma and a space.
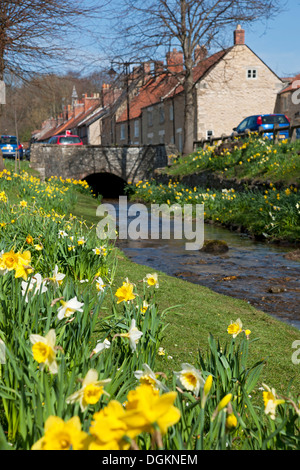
166, 48, 184, 74
234, 25, 245, 45
194, 45, 207, 63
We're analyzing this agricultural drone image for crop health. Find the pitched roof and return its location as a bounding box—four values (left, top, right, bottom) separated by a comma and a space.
116, 48, 229, 123
279, 73, 300, 94
38, 102, 100, 141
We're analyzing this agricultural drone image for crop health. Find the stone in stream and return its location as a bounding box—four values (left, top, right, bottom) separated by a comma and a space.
199, 239, 229, 254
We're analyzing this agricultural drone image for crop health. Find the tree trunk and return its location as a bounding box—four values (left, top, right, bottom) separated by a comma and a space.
182, 52, 195, 156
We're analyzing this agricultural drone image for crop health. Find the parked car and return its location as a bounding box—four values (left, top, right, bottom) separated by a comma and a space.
48, 133, 83, 145
233, 114, 290, 139
0, 135, 24, 159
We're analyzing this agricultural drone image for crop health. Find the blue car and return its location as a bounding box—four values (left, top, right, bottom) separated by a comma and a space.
233, 114, 290, 140
0, 135, 24, 159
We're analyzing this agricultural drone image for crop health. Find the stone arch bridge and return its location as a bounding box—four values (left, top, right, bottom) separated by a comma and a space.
30, 144, 176, 184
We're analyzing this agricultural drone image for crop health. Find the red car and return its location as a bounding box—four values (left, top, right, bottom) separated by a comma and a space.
48, 131, 83, 145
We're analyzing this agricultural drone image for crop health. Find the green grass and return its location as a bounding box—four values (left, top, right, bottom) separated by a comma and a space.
166, 135, 300, 186
72, 193, 300, 395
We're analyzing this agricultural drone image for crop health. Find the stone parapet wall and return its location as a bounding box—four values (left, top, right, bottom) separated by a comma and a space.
30, 143, 175, 183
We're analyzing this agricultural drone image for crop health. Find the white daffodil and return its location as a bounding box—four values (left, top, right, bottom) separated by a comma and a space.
134, 363, 167, 391
58, 230, 68, 238
92, 338, 111, 355
21, 273, 48, 302
48, 265, 65, 288
57, 296, 84, 320
0, 250, 8, 275
92, 246, 107, 256
262, 383, 285, 420
143, 273, 159, 288
95, 276, 106, 293
174, 363, 205, 396
66, 369, 111, 412
118, 319, 143, 352
30, 329, 58, 374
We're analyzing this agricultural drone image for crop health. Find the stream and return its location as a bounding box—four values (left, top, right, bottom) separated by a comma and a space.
103, 199, 300, 330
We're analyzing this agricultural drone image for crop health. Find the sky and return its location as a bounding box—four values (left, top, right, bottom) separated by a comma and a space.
243, 0, 300, 77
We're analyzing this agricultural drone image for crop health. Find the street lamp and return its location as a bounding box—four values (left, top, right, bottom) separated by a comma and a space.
109, 59, 142, 145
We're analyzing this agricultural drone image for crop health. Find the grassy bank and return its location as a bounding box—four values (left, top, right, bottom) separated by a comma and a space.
166, 134, 300, 186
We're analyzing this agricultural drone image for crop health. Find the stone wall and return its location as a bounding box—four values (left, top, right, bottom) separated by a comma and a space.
195, 45, 284, 140
30, 143, 175, 183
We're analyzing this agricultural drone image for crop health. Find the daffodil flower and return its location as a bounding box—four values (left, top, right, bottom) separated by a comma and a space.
31, 416, 88, 450
21, 273, 48, 302
48, 265, 65, 288
30, 329, 58, 374
143, 273, 159, 288
262, 383, 285, 420
115, 280, 136, 304
116, 319, 143, 352
134, 363, 168, 391
92, 338, 111, 356
66, 369, 111, 412
57, 296, 84, 321
227, 318, 243, 338
174, 363, 205, 396
95, 276, 106, 293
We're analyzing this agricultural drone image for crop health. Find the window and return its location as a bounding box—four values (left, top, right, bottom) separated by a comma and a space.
169, 104, 174, 121
134, 120, 139, 138
120, 123, 125, 141
159, 105, 165, 124
247, 68, 257, 79
176, 128, 183, 153
147, 132, 153, 144
159, 130, 165, 144
147, 108, 153, 127
206, 130, 214, 139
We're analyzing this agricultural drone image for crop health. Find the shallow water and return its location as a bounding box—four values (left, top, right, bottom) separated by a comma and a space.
103, 199, 300, 330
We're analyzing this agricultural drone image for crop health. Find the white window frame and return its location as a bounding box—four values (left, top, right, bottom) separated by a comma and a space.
206, 130, 214, 139
246, 68, 258, 79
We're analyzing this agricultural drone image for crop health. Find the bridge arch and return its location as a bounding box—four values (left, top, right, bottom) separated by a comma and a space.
84, 172, 127, 198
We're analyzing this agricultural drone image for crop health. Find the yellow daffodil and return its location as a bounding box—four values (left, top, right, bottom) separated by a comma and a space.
66, 369, 111, 412
30, 329, 58, 374
31, 416, 88, 450
88, 400, 133, 450
227, 318, 243, 338
123, 384, 181, 436
26, 235, 34, 245
115, 280, 136, 304
226, 413, 238, 429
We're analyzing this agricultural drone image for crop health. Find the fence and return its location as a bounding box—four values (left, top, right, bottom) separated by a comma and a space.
193, 122, 300, 151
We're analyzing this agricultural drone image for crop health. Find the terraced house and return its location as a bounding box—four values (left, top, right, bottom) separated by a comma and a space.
114, 26, 285, 152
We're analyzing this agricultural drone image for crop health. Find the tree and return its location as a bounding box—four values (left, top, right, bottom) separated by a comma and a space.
110, 0, 284, 155
0, 0, 107, 81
